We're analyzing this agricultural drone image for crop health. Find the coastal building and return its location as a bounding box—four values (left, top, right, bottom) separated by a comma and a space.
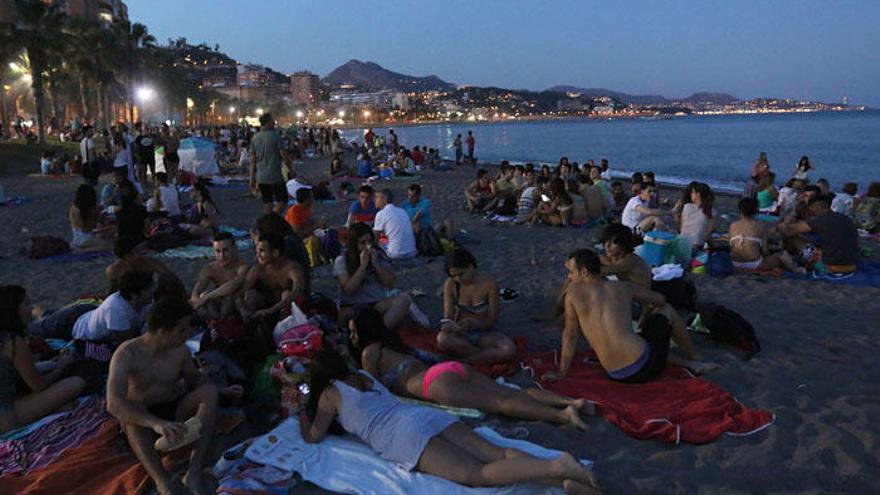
237, 64, 270, 87
328, 89, 409, 110
291, 71, 320, 108
1, 0, 127, 26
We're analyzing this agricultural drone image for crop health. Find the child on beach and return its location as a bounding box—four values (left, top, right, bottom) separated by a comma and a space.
756, 172, 778, 214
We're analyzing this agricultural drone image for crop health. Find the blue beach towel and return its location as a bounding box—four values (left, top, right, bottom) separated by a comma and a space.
38, 251, 112, 263
0, 196, 31, 207
783, 260, 880, 288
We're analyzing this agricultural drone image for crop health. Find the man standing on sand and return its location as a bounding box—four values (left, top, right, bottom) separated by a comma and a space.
107, 298, 227, 495
239, 233, 306, 321
159, 124, 180, 184
249, 113, 290, 214
190, 233, 249, 319
466, 130, 475, 165
80, 126, 99, 186
542, 249, 718, 384
453, 134, 463, 166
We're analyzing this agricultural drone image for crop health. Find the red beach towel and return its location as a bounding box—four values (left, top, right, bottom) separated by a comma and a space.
524, 350, 774, 445
397, 325, 526, 377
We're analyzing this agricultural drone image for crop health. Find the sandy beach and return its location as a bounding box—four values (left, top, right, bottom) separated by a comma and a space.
1, 148, 879, 495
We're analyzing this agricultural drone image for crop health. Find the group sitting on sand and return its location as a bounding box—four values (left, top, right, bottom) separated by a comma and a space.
2, 116, 873, 495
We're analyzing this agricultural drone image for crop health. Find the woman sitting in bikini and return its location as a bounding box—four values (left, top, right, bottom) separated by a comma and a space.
729, 197, 805, 273
69, 184, 113, 253
436, 248, 516, 365
530, 178, 574, 226
180, 182, 219, 238
350, 307, 593, 429
300, 350, 601, 494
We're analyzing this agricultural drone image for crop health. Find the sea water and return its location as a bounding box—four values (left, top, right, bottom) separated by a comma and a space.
343, 111, 880, 193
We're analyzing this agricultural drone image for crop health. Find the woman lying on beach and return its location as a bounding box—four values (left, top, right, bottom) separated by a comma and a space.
335, 222, 422, 330
436, 248, 516, 364
300, 350, 601, 495
69, 184, 113, 253
180, 183, 219, 238
350, 307, 593, 429
0, 286, 85, 434
729, 197, 805, 273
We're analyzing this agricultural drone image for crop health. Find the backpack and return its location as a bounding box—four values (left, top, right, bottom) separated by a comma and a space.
695, 303, 761, 358
416, 228, 444, 257
27, 235, 70, 259
708, 251, 733, 277
319, 228, 341, 262
652, 277, 697, 311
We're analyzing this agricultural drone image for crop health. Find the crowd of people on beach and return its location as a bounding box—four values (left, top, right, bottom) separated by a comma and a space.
1, 114, 878, 495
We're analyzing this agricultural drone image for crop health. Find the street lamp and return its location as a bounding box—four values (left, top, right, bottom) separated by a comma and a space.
136, 87, 155, 103
255, 107, 264, 116
337, 110, 346, 118
362, 110, 371, 118
295, 110, 304, 119
228, 106, 235, 114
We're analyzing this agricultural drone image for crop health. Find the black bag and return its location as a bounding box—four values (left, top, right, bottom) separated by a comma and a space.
696, 303, 761, 358
416, 228, 444, 257
652, 277, 697, 311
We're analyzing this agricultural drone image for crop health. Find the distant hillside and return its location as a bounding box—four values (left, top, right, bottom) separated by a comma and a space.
323, 60, 455, 92
546, 86, 670, 106
546, 86, 739, 106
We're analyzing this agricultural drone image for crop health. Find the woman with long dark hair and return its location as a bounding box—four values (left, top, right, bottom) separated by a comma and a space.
69, 184, 112, 252
679, 182, 715, 248
301, 349, 600, 493
334, 222, 419, 329
349, 307, 593, 429
0, 286, 85, 433
181, 182, 220, 238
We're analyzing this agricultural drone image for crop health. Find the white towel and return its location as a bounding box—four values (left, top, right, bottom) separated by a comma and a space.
241, 418, 593, 495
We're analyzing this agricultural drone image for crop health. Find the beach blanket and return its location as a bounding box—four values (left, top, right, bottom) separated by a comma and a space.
398, 397, 485, 419
38, 250, 113, 263
397, 326, 525, 378
155, 239, 251, 259
216, 417, 591, 495
523, 351, 774, 445
0, 419, 189, 495
783, 260, 880, 288
0, 395, 111, 475
0, 195, 32, 207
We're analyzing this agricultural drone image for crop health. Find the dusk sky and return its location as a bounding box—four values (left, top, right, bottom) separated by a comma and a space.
128, 0, 880, 106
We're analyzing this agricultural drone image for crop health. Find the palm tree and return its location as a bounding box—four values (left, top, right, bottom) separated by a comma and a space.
115, 20, 156, 124
0, 28, 23, 137
63, 16, 100, 121
9, 0, 65, 144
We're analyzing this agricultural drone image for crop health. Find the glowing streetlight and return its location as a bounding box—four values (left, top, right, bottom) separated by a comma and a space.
362, 110, 371, 118
255, 107, 264, 116
337, 110, 346, 118
186, 97, 194, 109
295, 110, 304, 119
228, 106, 236, 114
136, 87, 155, 103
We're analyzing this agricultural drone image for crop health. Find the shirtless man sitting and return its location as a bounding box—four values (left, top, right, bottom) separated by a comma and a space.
542, 249, 717, 383
239, 232, 306, 321
190, 232, 249, 319
107, 298, 219, 495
